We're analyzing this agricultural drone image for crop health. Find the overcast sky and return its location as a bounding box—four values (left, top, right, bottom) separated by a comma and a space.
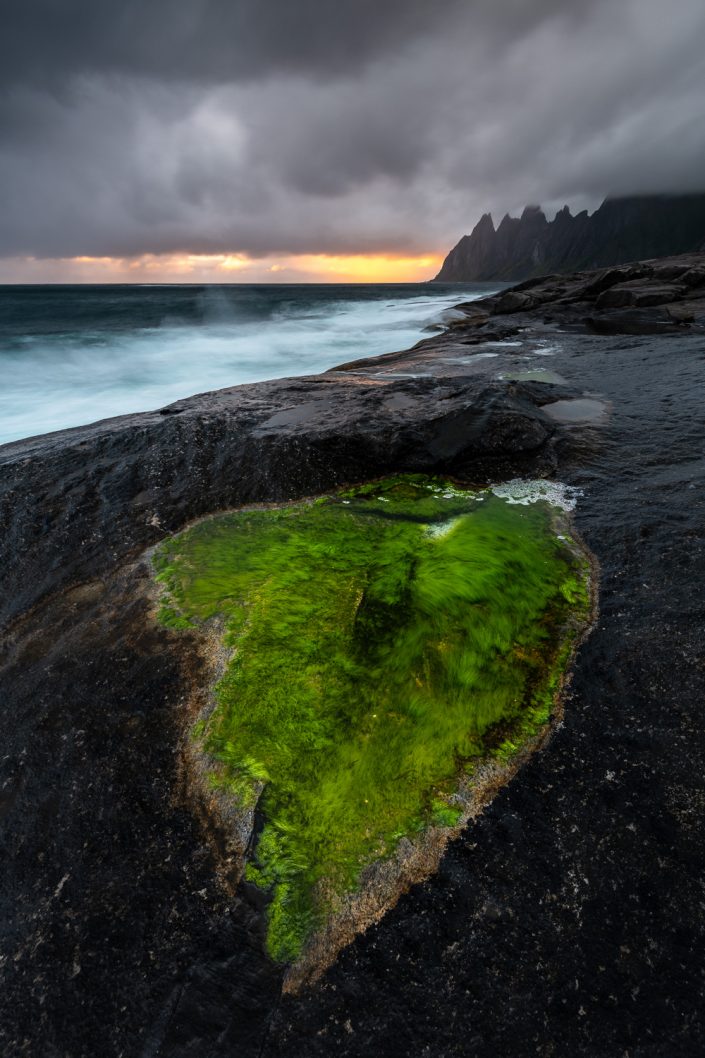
1, 0, 704, 279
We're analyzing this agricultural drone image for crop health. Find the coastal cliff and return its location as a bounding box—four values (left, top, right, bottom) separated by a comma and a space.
434, 193, 705, 281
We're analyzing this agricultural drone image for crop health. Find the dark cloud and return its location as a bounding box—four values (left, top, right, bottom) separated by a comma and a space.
2, 0, 599, 90
0, 0, 481, 86
1, 0, 704, 261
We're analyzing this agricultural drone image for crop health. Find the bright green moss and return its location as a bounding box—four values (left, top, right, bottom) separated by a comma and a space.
154, 476, 592, 962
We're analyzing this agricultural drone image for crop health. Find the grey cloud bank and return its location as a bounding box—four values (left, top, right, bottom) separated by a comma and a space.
1, 0, 704, 262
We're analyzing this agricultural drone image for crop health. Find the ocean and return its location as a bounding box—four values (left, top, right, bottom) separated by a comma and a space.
0, 283, 498, 446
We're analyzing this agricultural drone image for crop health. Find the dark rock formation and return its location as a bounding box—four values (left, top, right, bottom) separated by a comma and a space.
447, 251, 705, 338
434, 193, 705, 281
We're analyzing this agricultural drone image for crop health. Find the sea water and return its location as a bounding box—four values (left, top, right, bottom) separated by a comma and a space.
0, 283, 496, 445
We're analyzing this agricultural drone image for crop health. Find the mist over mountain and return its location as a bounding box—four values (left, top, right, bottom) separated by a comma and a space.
434, 194, 705, 281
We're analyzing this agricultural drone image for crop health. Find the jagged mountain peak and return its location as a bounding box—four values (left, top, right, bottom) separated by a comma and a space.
520, 204, 545, 219
434, 193, 705, 281
496, 212, 517, 232
475, 211, 495, 233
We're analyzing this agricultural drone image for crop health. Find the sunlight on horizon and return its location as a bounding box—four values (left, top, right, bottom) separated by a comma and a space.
0, 251, 445, 284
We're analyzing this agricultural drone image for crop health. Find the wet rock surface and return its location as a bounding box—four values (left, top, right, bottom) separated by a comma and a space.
2, 253, 705, 1056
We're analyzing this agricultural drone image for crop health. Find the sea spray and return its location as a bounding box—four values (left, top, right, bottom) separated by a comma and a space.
0, 284, 492, 444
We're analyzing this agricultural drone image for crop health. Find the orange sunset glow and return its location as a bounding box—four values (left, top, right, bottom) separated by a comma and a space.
0, 252, 444, 284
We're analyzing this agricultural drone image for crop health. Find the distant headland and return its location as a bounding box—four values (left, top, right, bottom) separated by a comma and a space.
434, 193, 705, 282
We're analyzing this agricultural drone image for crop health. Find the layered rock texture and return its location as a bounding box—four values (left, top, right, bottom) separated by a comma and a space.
434, 193, 705, 282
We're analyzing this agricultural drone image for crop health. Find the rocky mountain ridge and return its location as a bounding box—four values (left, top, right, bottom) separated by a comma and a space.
434, 193, 705, 281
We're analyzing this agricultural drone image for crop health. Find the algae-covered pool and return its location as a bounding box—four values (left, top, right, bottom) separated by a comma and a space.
154, 475, 592, 964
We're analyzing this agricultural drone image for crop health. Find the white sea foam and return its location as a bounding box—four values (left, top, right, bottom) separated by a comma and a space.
426, 517, 463, 539
0, 287, 494, 445
490, 479, 582, 511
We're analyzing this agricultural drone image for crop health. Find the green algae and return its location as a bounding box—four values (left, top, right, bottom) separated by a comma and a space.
154, 475, 592, 963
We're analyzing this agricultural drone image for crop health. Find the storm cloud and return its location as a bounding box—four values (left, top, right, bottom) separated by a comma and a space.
1, 0, 704, 262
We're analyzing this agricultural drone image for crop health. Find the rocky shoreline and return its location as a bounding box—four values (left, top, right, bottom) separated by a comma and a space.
2, 252, 705, 1057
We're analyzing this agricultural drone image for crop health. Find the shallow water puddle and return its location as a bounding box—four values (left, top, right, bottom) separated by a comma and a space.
257, 400, 334, 429
435, 352, 500, 367
497, 368, 567, 384
544, 397, 608, 423
154, 475, 593, 971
